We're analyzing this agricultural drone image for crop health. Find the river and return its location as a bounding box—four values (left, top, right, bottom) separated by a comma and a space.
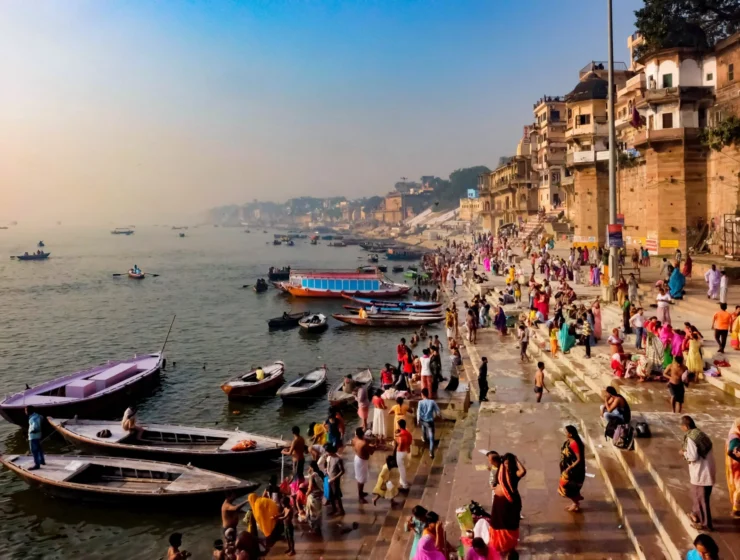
0, 225, 443, 559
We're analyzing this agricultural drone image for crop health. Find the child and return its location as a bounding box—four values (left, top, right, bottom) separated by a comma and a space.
513, 281, 522, 304
549, 325, 559, 357
518, 323, 530, 362
274, 496, 296, 556
372, 455, 400, 506
534, 361, 550, 403
212, 539, 224, 560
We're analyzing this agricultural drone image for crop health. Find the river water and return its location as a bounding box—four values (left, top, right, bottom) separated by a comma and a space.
0, 225, 442, 559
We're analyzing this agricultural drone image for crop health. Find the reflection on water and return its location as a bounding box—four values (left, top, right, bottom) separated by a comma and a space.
0, 225, 442, 559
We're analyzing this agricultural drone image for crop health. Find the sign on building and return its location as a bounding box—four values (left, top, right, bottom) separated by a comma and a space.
467, 189, 479, 199
607, 224, 624, 248
646, 231, 659, 255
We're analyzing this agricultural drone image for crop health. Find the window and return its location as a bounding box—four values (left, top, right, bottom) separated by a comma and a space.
550, 110, 560, 122
706, 73, 713, 81
730, 64, 735, 81
567, 109, 572, 119
662, 73, 673, 88
662, 112, 673, 129
577, 114, 591, 125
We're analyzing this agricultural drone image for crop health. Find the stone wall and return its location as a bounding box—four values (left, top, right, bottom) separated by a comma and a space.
618, 162, 648, 248
570, 164, 609, 246
707, 145, 740, 253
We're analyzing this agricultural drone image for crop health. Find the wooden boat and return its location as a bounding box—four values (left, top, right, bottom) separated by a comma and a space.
341, 294, 442, 309
272, 281, 289, 293
367, 255, 379, 263
285, 270, 410, 298
328, 369, 373, 407
277, 367, 327, 400
220, 361, 285, 400
298, 313, 328, 332
310, 238, 318, 245
377, 265, 387, 272
47, 418, 288, 469
332, 314, 444, 327
111, 228, 134, 235
0, 454, 256, 505
267, 311, 309, 329
253, 279, 269, 293
342, 305, 440, 315
268, 267, 291, 281
178, 233, 185, 238
128, 270, 145, 279
392, 265, 405, 273
0, 353, 164, 427
328, 241, 346, 247
14, 252, 51, 261
273, 239, 282, 245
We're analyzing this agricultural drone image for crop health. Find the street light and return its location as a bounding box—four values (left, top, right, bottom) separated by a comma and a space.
607, 0, 619, 289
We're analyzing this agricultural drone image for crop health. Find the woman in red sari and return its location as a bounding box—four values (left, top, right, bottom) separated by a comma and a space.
682, 253, 693, 279
559, 425, 586, 512
491, 453, 526, 555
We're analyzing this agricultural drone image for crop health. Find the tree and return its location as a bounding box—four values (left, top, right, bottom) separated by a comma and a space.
634, 0, 740, 56
363, 196, 384, 211
433, 166, 490, 210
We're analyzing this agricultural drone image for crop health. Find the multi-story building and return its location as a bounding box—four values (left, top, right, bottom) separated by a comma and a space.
531, 97, 567, 211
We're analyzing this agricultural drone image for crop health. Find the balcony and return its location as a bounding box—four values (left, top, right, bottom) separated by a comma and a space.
640, 86, 714, 107
566, 150, 610, 166
566, 121, 609, 140
633, 127, 695, 146
617, 73, 646, 98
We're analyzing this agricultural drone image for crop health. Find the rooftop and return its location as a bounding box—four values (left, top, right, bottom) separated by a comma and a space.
579, 61, 628, 79
565, 72, 609, 102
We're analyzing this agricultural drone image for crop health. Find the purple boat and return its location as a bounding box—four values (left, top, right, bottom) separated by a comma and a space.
0, 353, 164, 427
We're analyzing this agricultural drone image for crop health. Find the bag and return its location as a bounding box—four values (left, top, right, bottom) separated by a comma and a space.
604, 418, 619, 440
323, 475, 331, 500
635, 422, 651, 438
612, 424, 635, 450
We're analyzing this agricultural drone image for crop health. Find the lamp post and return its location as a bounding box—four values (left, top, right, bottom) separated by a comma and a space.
607, 0, 619, 288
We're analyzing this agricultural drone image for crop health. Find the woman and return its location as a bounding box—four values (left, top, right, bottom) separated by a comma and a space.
731, 307, 740, 351
558, 321, 577, 354
371, 389, 387, 442
559, 425, 586, 513
727, 418, 740, 517
628, 273, 639, 305
405, 505, 428, 559
685, 332, 704, 378
608, 328, 625, 355
659, 323, 675, 368
682, 253, 693, 279
616, 276, 628, 307
493, 306, 507, 336
490, 453, 526, 556
622, 296, 633, 335
686, 534, 720, 560
466, 309, 478, 344
248, 492, 280, 538
668, 266, 686, 299
592, 300, 602, 340
413, 531, 445, 560
304, 461, 324, 533
656, 287, 672, 326
372, 454, 400, 506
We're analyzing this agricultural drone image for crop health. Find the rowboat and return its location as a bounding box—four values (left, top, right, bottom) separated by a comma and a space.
341, 294, 442, 309
128, 270, 145, 279
0, 454, 257, 505
328, 369, 373, 407
267, 311, 310, 329
220, 361, 285, 400
111, 228, 134, 235
14, 252, 51, 261
392, 266, 405, 273
328, 241, 346, 247
253, 279, 269, 293
332, 314, 445, 327
47, 418, 288, 469
276, 367, 327, 400
0, 354, 164, 427
178, 233, 185, 238
298, 313, 328, 332
342, 305, 441, 315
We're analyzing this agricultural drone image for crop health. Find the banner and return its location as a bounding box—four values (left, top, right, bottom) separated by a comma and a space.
607, 224, 623, 248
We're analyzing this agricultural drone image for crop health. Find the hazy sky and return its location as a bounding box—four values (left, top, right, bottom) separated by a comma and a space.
0, 0, 642, 225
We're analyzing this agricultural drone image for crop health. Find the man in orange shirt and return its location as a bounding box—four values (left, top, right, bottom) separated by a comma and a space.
712, 303, 733, 354
394, 419, 413, 490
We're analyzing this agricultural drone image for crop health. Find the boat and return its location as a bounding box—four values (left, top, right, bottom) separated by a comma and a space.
111, 228, 134, 235
267, 311, 310, 329
385, 248, 424, 261
357, 266, 379, 274
298, 313, 328, 332
285, 239, 295, 246
359, 241, 396, 252
332, 314, 444, 327
37, 241, 45, 248
0, 354, 164, 426
128, 270, 145, 279
220, 361, 285, 400
328, 369, 373, 407
47, 418, 288, 469
404, 270, 430, 280
273, 239, 282, 245
263, 230, 268, 234
342, 305, 441, 315
178, 233, 185, 238
392, 266, 405, 273
368, 254, 379, 263
310, 238, 318, 245
272, 281, 289, 293
253, 279, 269, 293
268, 267, 291, 281
244, 230, 251, 233
341, 294, 442, 309
377, 265, 388, 273
14, 252, 51, 261
0, 454, 257, 505
276, 367, 327, 400
283, 270, 410, 298
327, 241, 346, 247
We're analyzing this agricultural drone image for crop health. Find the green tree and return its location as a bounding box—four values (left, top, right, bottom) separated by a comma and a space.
433, 166, 490, 210
634, 0, 740, 55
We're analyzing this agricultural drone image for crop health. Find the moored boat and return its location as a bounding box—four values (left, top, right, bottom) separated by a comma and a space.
220, 361, 285, 400
392, 265, 405, 273
268, 266, 291, 281
283, 270, 410, 298
268, 311, 310, 329
273, 239, 282, 245
0, 454, 256, 505
341, 294, 442, 309
385, 248, 424, 260
47, 417, 288, 469
327, 241, 346, 247
328, 369, 373, 407
332, 314, 444, 327
0, 353, 164, 426
253, 279, 269, 293
342, 305, 440, 315
298, 313, 328, 332
276, 367, 327, 400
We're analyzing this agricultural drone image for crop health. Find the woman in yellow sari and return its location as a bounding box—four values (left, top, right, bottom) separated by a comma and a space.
726, 418, 740, 517
248, 492, 279, 538
684, 332, 704, 377
731, 308, 740, 351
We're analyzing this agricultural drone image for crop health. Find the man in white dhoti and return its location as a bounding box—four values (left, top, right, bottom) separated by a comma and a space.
705, 264, 722, 300
720, 271, 729, 304
351, 428, 373, 503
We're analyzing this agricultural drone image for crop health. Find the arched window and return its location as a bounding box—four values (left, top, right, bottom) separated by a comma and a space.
484, 201, 490, 211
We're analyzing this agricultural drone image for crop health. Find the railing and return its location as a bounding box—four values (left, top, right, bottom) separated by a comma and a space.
566, 150, 610, 165
633, 128, 686, 145
565, 122, 609, 139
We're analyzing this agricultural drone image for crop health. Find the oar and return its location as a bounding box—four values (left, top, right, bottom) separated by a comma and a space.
144, 272, 160, 277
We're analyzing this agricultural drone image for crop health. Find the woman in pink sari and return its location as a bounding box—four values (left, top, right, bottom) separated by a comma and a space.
591, 300, 602, 341
726, 418, 740, 517
413, 531, 446, 560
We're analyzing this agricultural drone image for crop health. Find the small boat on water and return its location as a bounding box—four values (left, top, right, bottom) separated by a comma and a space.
0, 454, 256, 505
47, 418, 288, 469
268, 267, 291, 281
328, 241, 346, 247
268, 311, 310, 329
277, 367, 327, 400
0, 354, 164, 426
37, 241, 45, 248
285, 239, 295, 246
343, 305, 440, 315
377, 265, 387, 272
14, 252, 50, 261
220, 361, 285, 400
332, 314, 444, 327
128, 270, 146, 279
368, 254, 379, 263
111, 228, 134, 235
273, 239, 282, 245
392, 266, 405, 273
328, 369, 373, 407
178, 233, 185, 238
298, 313, 328, 333
341, 294, 442, 309
253, 279, 269, 293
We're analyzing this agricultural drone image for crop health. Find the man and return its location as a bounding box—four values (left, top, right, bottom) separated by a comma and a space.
680, 415, 716, 531
420, 349, 433, 396
342, 374, 355, 394
351, 427, 375, 503
380, 363, 394, 390
282, 425, 306, 478
720, 271, 729, 304
221, 491, 248, 536
629, 307, 646, 351
665, 355, 688, 413
659, 258, 671, 281
534, 361, 549, 403
518, 323, 530, 362
121, 406, 145, 440
26, 406, 45, 470
417, 388, 441, 458
394, 418, 412, 490
478, 357, 489, 403
325, 443, 346, 516
445, 308, 455, 342
397, 338, 409, 372
711, 303, 733, 354
705, 264, 722, 300
355, 383, 370, 431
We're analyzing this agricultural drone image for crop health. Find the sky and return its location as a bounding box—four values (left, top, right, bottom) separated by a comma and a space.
0, 0, 643, 225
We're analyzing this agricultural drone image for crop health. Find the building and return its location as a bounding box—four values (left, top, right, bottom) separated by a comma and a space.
459, 195, 482, 222
531, 98, 567, 211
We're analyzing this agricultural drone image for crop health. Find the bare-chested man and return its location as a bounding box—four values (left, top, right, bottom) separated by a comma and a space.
221, 492, 247, 535
282, 425, 306, 478
534, 361, 549, 403
665, 354, 688, 413
351, 427, 375, 503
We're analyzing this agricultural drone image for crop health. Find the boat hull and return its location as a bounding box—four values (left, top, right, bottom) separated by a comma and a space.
285, 286, 409, 298
128, 272, 145, 279
341, 294, 442, 309
328, 371, 373, 407
331, 314, 444, 327
15, 253, 50, 261
221, 365, 286, 400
